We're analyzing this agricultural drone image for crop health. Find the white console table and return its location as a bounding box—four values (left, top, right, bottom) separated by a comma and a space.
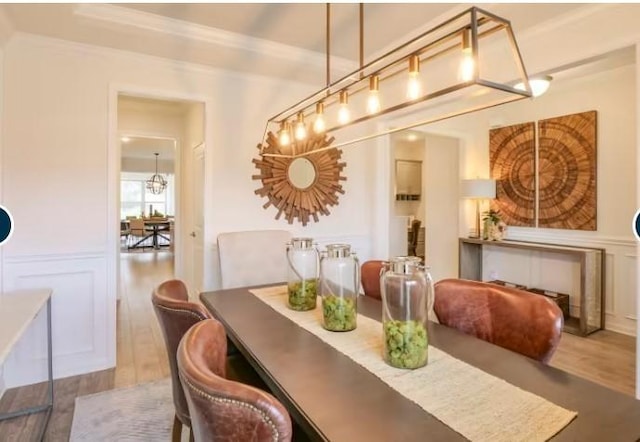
0, 288, 53, 440
459, 238, 605, 336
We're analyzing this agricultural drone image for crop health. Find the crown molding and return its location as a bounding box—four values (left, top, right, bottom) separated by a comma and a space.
73, 3, 356, 76
10, 31, 319, 91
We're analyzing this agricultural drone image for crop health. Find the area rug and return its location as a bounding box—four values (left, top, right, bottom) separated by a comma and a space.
69, 378, 183, 441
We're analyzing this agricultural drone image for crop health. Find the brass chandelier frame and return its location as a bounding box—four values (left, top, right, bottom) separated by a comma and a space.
259, 6, 532, 159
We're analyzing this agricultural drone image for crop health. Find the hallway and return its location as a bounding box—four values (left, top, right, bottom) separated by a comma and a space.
116, 251, 173, 387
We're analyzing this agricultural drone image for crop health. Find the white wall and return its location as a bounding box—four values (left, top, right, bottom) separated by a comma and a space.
423, 134, 460, 283
1, 33, 376, 386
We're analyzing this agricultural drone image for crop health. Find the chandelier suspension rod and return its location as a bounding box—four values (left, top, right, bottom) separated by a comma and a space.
325, 3, 330, 91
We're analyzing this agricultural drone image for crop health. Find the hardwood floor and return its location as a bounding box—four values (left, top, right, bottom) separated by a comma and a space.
0, 254, 636, 440
551, 328, 636, 396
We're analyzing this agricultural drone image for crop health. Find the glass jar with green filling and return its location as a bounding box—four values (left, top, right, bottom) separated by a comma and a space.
380, 257, 433, 369
286, 238, 319, 311
320, 244, 359, 331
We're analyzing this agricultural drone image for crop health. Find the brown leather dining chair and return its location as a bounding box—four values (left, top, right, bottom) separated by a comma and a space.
360, 260, 386, 300
152, 279, 211, 442
433, 278, 563, 364
177, 319, 293, 442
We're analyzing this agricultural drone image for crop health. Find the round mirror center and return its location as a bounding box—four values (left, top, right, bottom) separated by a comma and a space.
287, 158, 316, 189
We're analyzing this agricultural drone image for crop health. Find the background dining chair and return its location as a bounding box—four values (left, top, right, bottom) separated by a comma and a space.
217, 230, 292, 289
128, 217, 151, 250
433, 278, 563, 364
120, 220, 130, 244
360, 260, 386, 300
408, 219, 421, 256
152, 280, 211, 442
178, 319, 293, 442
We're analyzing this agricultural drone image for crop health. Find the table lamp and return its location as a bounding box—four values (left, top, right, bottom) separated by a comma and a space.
461, 179, 496, 238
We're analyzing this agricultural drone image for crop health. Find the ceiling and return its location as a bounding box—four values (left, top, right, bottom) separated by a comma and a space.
119, 95, 187, 160
1, 3, 591, 84
121, 136, 175, 161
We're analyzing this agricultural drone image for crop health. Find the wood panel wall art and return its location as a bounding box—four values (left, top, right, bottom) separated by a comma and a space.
253, 130, 346, 226
537, 111, 597, 230
489, 122, 536, 227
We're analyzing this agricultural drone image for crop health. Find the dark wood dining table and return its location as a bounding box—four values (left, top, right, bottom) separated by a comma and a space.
143, 219, 171, 249
200, 284, 640, 441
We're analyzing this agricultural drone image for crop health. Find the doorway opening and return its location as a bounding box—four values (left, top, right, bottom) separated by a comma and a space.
120, 136, 176, 255
389, 129, 460, 282
113, 93, 205, 383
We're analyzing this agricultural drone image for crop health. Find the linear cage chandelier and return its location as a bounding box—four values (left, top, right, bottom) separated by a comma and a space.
259, 6, 533, 159
146, 152, 167, 195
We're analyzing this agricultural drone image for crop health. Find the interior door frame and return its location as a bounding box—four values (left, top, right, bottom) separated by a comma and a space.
106, 83, 212, 368
191, 142, 205, 293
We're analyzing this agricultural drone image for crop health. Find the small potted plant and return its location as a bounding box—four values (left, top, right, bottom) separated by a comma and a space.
482, 209, 507, 241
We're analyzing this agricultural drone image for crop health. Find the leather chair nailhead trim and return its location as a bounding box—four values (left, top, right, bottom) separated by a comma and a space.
155, 305, 208, 321
180, 375, 280, 441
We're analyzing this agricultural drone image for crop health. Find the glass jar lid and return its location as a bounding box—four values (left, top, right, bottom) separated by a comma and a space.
290, 237, 314, 249
389, 256, 420, 274
326, 243, 351, 258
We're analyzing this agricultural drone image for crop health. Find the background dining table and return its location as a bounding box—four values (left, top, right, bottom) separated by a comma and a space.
142, 218, 171, 249
200, 284, 640, 441
124, 218, 171, 250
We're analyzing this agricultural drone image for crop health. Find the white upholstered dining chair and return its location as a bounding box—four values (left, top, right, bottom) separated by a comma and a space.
217, 230, 292, 289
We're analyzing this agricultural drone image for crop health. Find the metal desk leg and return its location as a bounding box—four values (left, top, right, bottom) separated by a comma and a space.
0, 297, 54, 441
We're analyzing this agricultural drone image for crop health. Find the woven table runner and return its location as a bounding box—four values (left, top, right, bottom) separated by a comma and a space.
249, 285, 577, 442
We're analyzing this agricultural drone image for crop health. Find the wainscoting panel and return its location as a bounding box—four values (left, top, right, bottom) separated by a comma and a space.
604, 253, 615, 315
2, 252, 112, 387
624, 254, 637, 320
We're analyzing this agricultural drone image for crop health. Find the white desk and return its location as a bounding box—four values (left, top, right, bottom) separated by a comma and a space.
0, 288, 53, 440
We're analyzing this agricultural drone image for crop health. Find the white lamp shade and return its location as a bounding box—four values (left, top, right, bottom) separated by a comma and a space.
461, 179, 496, 199
514, 75, 552, 98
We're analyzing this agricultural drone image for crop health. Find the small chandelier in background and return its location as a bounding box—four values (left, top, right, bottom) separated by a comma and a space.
260, 6, 535, 159
146, 152, 167, 195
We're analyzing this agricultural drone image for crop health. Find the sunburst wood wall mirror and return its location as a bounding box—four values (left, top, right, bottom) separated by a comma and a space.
253, 131, 347, 226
